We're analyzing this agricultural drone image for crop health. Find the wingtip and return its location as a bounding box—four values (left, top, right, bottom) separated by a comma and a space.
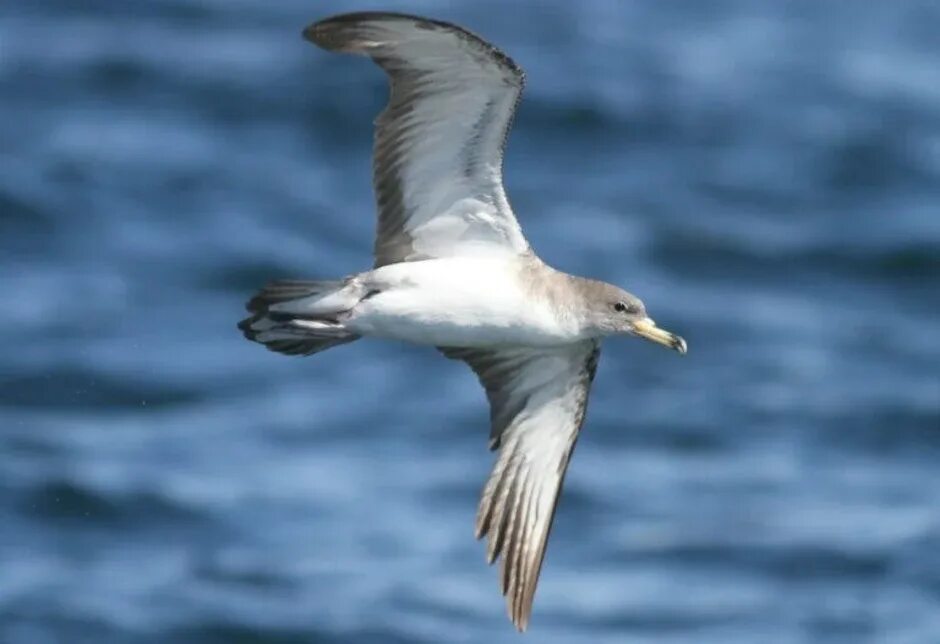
301, 12, 523, 79
301, 12, 408, 50
301, 18, 343, 50
301, 13, 360, 50
300, 22, 318, 44
510, 603, 531, 632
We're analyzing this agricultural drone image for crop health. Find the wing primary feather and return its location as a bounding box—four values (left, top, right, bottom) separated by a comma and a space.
304, 11, 525, 78
304, 11, 529, 267
440, 342, 601, 630
508, 466, 533, 620
487, 451, 522, 566
304, 10, 602, 633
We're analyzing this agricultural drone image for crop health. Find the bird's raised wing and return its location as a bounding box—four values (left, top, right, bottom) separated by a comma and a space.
305, 12, 530, 267
439, 341, 601, 631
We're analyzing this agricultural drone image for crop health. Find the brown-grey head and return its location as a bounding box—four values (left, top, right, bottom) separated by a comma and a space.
580, 280, 687, 354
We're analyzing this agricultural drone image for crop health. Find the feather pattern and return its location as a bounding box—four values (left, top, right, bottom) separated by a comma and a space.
439, 341, 601, 630
304, 12, 530, 267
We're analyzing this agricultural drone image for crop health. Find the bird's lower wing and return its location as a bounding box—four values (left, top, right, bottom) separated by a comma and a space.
439, 341, 601, 630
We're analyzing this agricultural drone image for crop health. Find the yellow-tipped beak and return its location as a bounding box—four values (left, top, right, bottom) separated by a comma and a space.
630, 318, 687, 355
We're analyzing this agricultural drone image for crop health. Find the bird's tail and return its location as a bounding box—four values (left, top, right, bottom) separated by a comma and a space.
238, 279, 361, 356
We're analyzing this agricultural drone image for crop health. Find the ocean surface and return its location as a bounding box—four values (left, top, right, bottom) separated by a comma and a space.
2, 1, 939, 642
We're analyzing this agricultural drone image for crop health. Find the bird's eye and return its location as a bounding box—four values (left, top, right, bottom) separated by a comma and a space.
613, 302, 628, 313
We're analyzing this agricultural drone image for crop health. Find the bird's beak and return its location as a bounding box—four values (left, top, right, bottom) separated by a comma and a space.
630, 318, 687, 355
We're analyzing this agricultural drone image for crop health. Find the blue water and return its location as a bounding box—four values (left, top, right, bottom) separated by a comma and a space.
2, 1, 939, 642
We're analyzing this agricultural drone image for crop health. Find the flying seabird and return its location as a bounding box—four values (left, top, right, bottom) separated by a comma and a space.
239, 11, 687, 631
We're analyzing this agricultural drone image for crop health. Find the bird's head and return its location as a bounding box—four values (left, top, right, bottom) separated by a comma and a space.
583, 282, 687, 354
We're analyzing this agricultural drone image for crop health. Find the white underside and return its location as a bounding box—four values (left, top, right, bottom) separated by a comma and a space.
345, 257, 583, 348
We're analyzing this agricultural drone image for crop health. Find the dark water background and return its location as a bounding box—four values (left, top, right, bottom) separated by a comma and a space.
2, 1, 939, 642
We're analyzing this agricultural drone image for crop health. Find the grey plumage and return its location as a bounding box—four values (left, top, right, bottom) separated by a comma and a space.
304, 12, 529, 268
238, 11, 687, 632
439, 341, 600, 629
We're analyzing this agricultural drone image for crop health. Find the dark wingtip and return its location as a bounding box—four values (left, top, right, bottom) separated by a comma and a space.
301, 14, 350, 49
302, 18, 341, 50
301, 12, 524, 78
302, 12, 405, 49
301, 22, 317, 44
303, 11, 426, 39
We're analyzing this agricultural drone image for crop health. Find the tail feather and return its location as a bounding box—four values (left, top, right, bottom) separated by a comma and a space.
239, 279, 361, 356
264, 338, 351, 356
246, 279, 346, 313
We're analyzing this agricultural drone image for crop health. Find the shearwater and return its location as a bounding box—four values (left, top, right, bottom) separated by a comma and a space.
239, 11, 687, 631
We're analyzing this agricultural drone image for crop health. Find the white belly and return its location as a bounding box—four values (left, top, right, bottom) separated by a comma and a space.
346, 257, 579, 347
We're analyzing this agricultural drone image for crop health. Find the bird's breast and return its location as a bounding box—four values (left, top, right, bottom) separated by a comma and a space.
347, 257, 582, 347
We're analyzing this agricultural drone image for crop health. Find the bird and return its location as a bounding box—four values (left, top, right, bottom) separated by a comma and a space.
239, 11, 686, 631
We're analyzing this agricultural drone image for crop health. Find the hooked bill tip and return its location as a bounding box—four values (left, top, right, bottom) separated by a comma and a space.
673, 335, 688, 355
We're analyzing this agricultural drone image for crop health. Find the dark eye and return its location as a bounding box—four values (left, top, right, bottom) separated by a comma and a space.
613, 302, 628, 313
